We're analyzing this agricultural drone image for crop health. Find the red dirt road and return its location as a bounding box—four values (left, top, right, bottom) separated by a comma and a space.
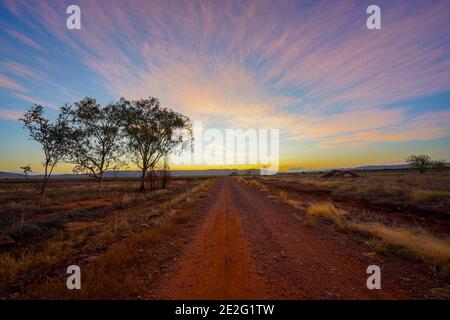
156, 177, 413, 299
160, 178, 267, 299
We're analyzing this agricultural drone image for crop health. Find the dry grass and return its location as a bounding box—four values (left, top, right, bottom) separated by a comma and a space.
277, 190, 303, 209
0, 178, 216, 298
247, 174, 450, 273
410, 190, 450, 202
303, 201, 450, 274
241, 179, 304, 211
431, 286, 450, 299
245, 173, 450, 278
305, 202, 347, 226
262, 170, 450, 214
0, 178, 189, 229
352, 222, 450, 261
238, 177, 268, 192
28, 206, 203, 299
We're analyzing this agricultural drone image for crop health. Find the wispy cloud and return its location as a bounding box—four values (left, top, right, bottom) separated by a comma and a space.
317, 109, 450, 148
0, 74, 27, 92
2, 0, 450, 148
0, 108, 23, 121
6, 29, 46, 52
1, 61, 45, 81
14, 93, 58, 110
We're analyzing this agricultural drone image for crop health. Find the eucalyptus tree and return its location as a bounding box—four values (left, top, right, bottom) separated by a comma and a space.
61, 97, 125, 188
406, 154, 431, 174
119, 97, 192, 190
20, 106, 70, 196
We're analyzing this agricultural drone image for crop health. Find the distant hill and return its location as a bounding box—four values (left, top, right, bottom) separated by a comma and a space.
1, 163, 448, 180
0, 172, 26, 180
353, 162, 450, 171
0, 172, 92, 180
105, 169, 261, 178
0, 169, 261, 180
282, 162, 450, 174
353, 164, 412, 171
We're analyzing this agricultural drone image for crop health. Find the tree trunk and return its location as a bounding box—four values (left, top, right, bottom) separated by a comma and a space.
40, 179, 46, 197
140, 168, 146, 191
40, 164, 49, 198
98, 173, 104, 190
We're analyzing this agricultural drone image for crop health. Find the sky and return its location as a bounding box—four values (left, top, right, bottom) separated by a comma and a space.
0, 0, 450, 173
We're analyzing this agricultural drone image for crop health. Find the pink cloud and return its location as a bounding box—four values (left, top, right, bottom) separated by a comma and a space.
6, 29, 45, 51
1, 61, 44, 81
0, 74, 27, 92
0, 108, 24, 121
317, 110, 450, 148
14, 93, 58, 110
4, 0, 450, 147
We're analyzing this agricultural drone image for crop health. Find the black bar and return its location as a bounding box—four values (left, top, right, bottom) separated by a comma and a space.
0, 300, 448, 319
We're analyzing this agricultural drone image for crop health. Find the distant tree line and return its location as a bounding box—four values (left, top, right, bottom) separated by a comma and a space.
20, 97, 192, 197
406, 154, 446, 174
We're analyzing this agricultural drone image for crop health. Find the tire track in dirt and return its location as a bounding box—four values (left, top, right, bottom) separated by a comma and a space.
157, 177, 410, 299
158, 178, 267, 299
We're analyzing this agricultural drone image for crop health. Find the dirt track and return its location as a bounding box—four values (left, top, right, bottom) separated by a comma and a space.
155, 177, 414, 299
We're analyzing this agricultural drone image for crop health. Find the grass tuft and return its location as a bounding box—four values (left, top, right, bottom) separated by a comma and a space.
277, 190, 303, 209
305, 202, 347, 226
303, 201, 450, 276
350, 221, 450, 268
410, 190, 450, 202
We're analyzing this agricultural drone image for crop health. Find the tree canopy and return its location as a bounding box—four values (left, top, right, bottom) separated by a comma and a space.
20, 105, 70, 196
61, 97, 126, 187
406, 154, 431, 174
119, 97, 192, 190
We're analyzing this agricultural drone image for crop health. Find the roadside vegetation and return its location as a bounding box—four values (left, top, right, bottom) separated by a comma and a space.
303, 201, 450, 274
410, 190, 450, 202
305, 202, 347, 227
0, 178, 216, 298
261, 170, 450, 215
240, 171, 450, 278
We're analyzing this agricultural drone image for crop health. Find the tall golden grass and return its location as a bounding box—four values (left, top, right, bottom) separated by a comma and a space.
410, 190, 450, 201
305, 201, 450, 273
305, 202, 347, 226
238, 177, 268, 192
257, 176, 450, 274
276, 190, 303, 209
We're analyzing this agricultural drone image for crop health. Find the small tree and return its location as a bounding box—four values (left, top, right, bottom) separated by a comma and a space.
119, 97, 191, 191
432, 160, 446, 173
145, 159, 171, 191
20, 106, 69, 196
146, 169, 158, 191
20, 164, 32, 179
61, 97, 125, 188
160, 158, 171, 189
406, 154, 431, 174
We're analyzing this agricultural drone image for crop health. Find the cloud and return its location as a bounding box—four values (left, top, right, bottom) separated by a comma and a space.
0, 108, 23, 121
0, 60, 80, 101
0, 74, 27, 92
6, 29, 46, 51
1, 61, 45, 81
317, 110, 450, 148
3, 0, 450, 147
14, 93, 58, 110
